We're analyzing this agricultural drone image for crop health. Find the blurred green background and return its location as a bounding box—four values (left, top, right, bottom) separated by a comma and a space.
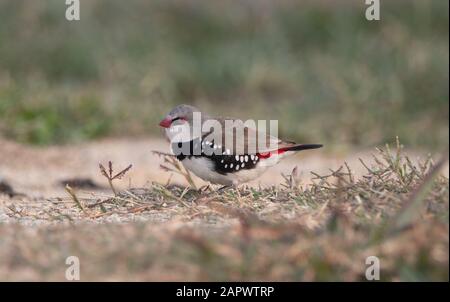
0, 0, 448, 149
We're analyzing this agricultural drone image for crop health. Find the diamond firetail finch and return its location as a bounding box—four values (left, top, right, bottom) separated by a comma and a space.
159, 104, 322, 186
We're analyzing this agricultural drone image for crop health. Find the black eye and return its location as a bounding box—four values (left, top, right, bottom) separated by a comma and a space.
172, 117, 181, 122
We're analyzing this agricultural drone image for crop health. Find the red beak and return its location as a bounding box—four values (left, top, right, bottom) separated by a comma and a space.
159, 117, 172, 128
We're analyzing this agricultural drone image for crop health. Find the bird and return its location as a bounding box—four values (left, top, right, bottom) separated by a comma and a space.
159, 104, 322, 186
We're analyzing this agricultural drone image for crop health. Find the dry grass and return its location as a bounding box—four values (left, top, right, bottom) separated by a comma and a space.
0, 141, 448, 281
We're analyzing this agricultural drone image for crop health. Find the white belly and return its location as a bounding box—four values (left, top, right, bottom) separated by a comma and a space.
181, 157, 268, 186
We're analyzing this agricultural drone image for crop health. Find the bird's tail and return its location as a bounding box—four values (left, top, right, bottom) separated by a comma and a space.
279, 144, 323, 153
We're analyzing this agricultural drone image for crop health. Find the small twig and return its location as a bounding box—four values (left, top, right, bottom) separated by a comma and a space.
99, 161, 133, 196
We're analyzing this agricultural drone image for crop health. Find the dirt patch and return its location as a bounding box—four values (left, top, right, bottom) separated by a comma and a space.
0, 138, 448, 281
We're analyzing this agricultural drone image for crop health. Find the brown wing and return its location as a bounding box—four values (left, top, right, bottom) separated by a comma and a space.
201, 117, 295, 155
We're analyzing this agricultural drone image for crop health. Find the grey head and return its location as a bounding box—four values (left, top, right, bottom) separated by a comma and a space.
159, 104, 204, 128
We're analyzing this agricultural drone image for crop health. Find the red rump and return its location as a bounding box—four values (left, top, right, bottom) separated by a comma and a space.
257, 148, 287, 159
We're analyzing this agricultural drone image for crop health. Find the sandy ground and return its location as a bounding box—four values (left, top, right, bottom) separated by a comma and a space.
0, 137, 447, 200
0, 137, 448, 281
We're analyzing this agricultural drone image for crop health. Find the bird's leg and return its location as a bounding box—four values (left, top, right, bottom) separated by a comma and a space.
217, 185, 232, 192
198, 184, 211, 194
194, 184, 221, 203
